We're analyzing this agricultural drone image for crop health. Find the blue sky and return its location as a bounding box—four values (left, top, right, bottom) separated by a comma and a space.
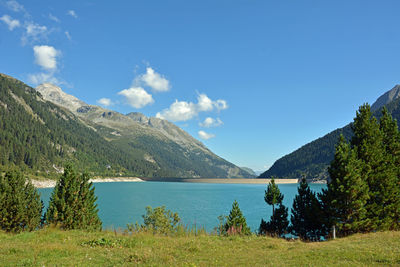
1, 1, 400, 172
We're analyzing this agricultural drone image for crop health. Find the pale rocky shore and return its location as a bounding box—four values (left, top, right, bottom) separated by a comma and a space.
32, 177, 299, 188
31, 177, 143, 188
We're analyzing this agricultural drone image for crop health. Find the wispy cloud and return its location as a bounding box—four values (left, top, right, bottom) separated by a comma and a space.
198, 130, 215, 140
65, 31, 71, 40
22, 22, 49, 44
156, 93, 228, 122
67, 10, 78, 18
28, 72, 61, 85
5, 0, 25, 13
0, 14, 20, 30
199, 117, 223, 128
49, 13, 60, 23
118, 87, 154, 108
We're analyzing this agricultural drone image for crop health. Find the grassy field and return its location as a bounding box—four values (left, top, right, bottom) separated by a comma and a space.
0, 229, 399, 266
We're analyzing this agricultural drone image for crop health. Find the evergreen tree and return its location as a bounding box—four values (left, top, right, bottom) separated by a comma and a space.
0, 170, 43, 232
259, 179, 289, 237
321, 135, 369, 236
379, 107, 400, 230
264, 178, 283, 218
224, 200, 251, 235
290, 178, 324, 240
259, 203, 289, 237
351, 104, 398, 230
45, 164, 102, 230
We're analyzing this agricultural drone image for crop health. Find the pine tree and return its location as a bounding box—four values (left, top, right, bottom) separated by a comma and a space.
45, 164, 102, 230
351, 104, 398, 230
321, 135, 369, 236
378, 107, 400, 230
259, 203, 289, 237
290, 178, 324, 240
259, 178, 288, 237
0, 170, 43, 232
264, 178, 283, 219
224, 200, 251, 235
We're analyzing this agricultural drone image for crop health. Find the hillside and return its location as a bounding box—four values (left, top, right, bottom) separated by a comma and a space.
0, 228, 398, 266
0, 73, 251, 178
260, 84, 400, 180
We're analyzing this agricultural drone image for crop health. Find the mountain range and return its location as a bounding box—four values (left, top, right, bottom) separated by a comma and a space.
0, 73, 252, 178
259, 84, 400, 181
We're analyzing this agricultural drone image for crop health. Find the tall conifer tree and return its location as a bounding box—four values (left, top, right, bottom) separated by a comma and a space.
259, 178, 288, 237
351, 104, 398, 230
0, 170, 43, 232
290, 178, 324, 240
322, 135, 369, 236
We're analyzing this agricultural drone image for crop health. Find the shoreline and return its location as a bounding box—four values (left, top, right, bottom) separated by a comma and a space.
31, 177, 144, 188
31, 177, 300, 188
141, 178, 299, 184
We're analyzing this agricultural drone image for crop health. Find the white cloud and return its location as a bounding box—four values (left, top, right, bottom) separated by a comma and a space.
33, 45, 60, 71
6, 0, 24, 12
215, 99, 228, 111
156, 93, 228, 122
97, 98, 112, 107
118, 87, 154, 108
67, 10, 78, 18
197, 94, 214, 112
22, 22, 48, 44
139, 67, 170, 92
49, 14, 60, 22
0, 14, 20, 30
28, 72, 61, 85
198, 130, 215, 140
156, 100, 197, 121
199, 117, 223, 128
65, 31, 71, 40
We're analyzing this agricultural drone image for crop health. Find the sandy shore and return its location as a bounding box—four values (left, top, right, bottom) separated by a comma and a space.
31, 177, 143, 188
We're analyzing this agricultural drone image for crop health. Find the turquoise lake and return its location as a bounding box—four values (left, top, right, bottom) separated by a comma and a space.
38, 182, 326, 233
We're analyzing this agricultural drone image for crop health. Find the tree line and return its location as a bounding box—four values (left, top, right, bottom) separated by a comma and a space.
1, 103, 399, 239
219, 104, 400, 240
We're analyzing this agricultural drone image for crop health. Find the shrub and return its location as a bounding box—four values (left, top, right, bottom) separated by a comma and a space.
127, 206, 181, 235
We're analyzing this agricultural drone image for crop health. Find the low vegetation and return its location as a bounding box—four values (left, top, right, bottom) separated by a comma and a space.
0, 228, 399, 266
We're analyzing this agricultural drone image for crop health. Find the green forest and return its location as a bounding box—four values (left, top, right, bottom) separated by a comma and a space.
260, 92, 400, 180
0, 74, 250, 179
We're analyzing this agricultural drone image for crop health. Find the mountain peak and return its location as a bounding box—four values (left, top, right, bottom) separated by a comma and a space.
36, 83, 86, 112
371, 84, 400, 111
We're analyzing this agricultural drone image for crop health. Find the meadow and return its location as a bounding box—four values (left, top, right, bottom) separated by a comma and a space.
0, 228, 399, 266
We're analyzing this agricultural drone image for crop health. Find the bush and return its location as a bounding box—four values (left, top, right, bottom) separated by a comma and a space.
127, 206, 181, 235
0, 170, 43, 232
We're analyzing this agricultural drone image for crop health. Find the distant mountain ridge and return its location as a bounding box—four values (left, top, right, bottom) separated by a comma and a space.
35, 81, 251, 178
259, 84, 400, 181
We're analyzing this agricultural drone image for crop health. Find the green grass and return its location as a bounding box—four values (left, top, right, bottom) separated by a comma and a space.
0, 228, 399, 266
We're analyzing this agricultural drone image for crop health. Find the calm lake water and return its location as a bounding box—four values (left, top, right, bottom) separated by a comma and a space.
38, 182, 326, 233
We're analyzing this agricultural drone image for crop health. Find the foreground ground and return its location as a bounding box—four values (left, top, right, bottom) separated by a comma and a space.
0, 229, 399, 266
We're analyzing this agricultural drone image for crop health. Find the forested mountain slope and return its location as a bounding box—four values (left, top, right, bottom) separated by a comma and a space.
260, 84, 400, 180
0, 74, 251, 178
